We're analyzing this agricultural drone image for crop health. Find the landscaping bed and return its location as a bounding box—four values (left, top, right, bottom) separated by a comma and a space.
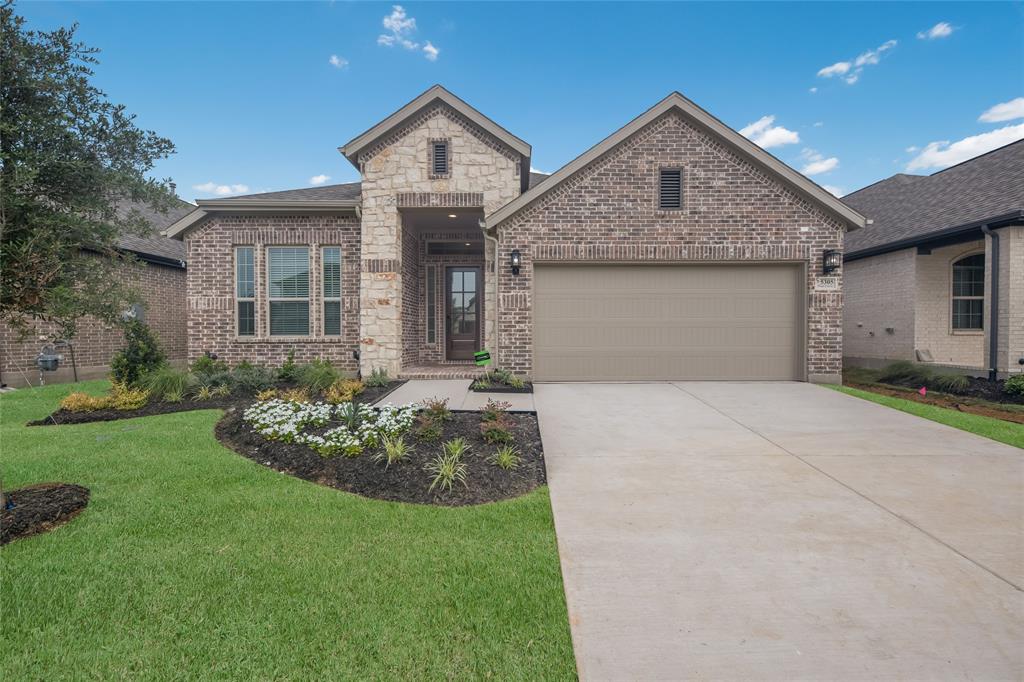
470, 368, 533, 393
1, 483, 90, 544
844, 379, 1024, 425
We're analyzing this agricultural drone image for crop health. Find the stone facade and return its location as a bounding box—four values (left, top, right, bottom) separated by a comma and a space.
0, 254, 186, 387
184, 214, 361, 370
492, 111, 846, 382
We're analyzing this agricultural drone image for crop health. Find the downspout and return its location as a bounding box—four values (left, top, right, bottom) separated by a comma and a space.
981, 225, 1000, 381
480, 218, 500, 367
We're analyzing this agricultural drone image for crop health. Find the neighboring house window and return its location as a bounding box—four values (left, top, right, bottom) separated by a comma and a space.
268, 247, 310, 336
235, 247, 255, 336
430, 139, 450, 176
322, 247, 342, 336
659, 168, 683, 210
426, 265, 437, 344
951, 253, 984, 331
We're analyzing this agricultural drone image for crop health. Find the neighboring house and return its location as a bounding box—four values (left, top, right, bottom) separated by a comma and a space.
0, 197, 194, 387
842, 140, 1024, 379
166, 85, 865, 383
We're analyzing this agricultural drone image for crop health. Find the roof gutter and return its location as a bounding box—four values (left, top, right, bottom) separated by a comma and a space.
981, 224, 1000, 382
843, 210, 1024, 262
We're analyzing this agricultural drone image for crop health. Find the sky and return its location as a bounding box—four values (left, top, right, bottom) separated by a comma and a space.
17, 1, 1024, 201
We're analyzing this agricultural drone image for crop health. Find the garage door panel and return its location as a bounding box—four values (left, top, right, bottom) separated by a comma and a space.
533, 264, 803, 381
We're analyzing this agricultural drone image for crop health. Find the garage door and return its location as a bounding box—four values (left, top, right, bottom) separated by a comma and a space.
533, 264, 804, 381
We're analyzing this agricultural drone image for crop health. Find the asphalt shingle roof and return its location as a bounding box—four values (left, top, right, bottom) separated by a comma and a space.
115, 198, 195, 264
214, 182, 363, 202
843, 140, 1024, 255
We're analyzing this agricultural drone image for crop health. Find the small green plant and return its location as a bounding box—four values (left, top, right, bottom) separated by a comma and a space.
110, 320, 166, 387
489, 445, 521, 471
256, 388, 278, 401
878, 360, 933, 386
480, 419, 514, 445
426, 442, 469, 492
232, 364, 277, 393
163, 389, 183, 403
507, 375, 526, 390
109, 382, 150, 410
365, 367, 390, 388
481, 398, 511, 422
422, 396, 452, 422
414, 413, 443, 441
191, 354, 228, 376
1004, 374, 1024, 397
930, 373, 970, 394
296, 359, 341, 392
194, 385, 214, 401
443, 437, 471, 459
280, 387, 310, 403
278, 350, 298, 382
338, 402, 365, 431
472, 378, 492, 390
211, 384, 232, 398
141, 366, 194, 402
373, 435, 412, 469
325, 379, 364, 404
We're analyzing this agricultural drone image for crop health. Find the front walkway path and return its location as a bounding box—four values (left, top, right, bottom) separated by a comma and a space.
536, 381, 1022, 681
375, 379, 535, 411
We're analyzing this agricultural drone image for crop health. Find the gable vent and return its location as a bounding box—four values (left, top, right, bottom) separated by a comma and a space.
659, 168, 682, 210
431, 141, 449, 176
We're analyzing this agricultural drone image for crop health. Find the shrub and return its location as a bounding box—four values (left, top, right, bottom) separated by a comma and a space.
422, 396, 452, 422
471, 378, 492, 390
365, 367, 390, 388
232, 364, 277, 394
373, 435, 411, 469
414, 413, 443, 441
338, 401, 365, 431
296, 360, 341, 392
426, 447, 468, 492
442, 437, 470, 459
110, 320, 166, 387
279, 387, 311, 403
930, 374, 970, 395
256, 388, 278, 401
481, 399, 511, 422
109, 383, 150, 410
490, 445, 521, 471
211, 384, 232, 398
141, 366, 194, 402
60, 392, 111, 412
480, 418, 514, 445
277, 350, 298, 382
878, 360, 932, 385
1004, 374, 1024, 397
325, 379, 364, 404
193, 369, 235, 394
191, 354, 228, 376
507, 375, 527, 390
194, 386, 214, 401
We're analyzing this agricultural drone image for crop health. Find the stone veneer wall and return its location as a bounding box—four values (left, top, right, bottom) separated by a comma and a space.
356, 103, 523, 376
914, 240, 985, 367
185, 214, 361, 370
493, 111, 846, 382
0, 253, 186, 387
843, 248, 917, 364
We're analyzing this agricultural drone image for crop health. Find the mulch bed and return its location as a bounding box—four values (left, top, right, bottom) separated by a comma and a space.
469, 383, 534, 394
882, 375, 1024, 406
846, 381, 1024, 425
1, 483, 90, 544
26, 381, 407, 427
215, 407, 546, 506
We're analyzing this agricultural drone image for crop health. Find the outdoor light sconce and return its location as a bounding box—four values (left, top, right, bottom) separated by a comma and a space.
510, 249, 522, 275
822, 249, 841, 274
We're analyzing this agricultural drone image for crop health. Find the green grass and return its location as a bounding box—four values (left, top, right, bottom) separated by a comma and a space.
831, 385, 1024, 449
0, 381, 576, 680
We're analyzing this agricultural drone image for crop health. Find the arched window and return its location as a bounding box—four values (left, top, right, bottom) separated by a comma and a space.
951, 253, 984, 330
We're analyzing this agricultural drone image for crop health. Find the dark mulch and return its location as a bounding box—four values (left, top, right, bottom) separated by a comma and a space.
469, 383, 534, 394
27, 380, 407, 427
1, 483, 90, 544
884, 375, 1024, 405
215, 407, 546, 506
846, 381, 1024, 424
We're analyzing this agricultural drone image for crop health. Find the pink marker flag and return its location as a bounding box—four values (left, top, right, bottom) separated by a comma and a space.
918, 386, 927, 396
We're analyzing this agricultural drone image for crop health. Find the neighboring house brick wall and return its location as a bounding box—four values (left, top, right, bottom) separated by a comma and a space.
987, 224, 1024, 375
0, 255, 186, 387
914, 241, 985, 367
356, 103, 522, 376
185, 214, 360, 370
494, 111, 845, 381
843, 248, 916, 364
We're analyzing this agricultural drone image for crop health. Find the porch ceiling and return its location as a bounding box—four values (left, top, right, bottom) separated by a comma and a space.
400, 207, 485, 236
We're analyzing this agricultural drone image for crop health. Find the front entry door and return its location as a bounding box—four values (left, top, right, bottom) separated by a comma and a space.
446, 267, 481, 360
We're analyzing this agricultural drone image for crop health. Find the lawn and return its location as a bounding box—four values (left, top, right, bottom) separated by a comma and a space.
0, 381, 576, 680
831, 385, 1024, 449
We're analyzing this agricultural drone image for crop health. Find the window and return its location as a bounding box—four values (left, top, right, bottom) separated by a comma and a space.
951, 253, 984, 331
658, 168, 683, 210
426, 265, 437, 343
268, 247, 310, 336
235, 247, 255, 336
430, 140, 449, 176
322, 247, 341, 336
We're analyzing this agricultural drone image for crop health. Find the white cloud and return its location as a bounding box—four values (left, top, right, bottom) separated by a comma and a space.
813, 121, 824, 127
800, 148, 839, 175
809, 87, 818, 94
739, 115, 800, 149
529, 165, 548, 175
328, 55, 348, 69
378, 5, 438, 59
193, 182, 249, 197
979, 97, 1024, 123
817, 39, 896, 85
905, 145, 919, 153
917, 22, 954, 40
309, 174, 331, 185
821, 184, 844, 197
906, 122, 1024, 171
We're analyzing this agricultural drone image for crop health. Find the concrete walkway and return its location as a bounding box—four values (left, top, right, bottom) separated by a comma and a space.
375, 379, 535, 411
536, 382, 1023, 681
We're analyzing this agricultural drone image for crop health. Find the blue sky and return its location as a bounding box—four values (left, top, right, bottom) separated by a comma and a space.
18, 1, 1024, 201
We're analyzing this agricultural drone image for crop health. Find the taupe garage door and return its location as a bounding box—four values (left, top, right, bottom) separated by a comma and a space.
533, 264, 804, 381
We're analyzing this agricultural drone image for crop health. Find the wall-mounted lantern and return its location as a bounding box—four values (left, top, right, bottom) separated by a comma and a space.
510, 249, 522, 276
822, 249, 841, 274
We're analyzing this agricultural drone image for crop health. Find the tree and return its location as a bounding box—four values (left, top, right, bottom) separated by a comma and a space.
0, 1, 177, 338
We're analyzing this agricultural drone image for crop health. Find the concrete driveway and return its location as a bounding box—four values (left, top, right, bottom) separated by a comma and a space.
535, 382, 1023, 681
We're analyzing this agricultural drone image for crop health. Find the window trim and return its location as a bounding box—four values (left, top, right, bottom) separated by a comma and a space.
429, 138, 450, 178
950, 251, 985, 334
234, 246, 256, 338
657, 167, 684, 211
321, 246, 342, 337
266, 245, 312, 337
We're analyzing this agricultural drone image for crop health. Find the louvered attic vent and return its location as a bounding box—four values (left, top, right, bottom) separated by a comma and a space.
659, 169, 682, 210
432, 141, 449, 175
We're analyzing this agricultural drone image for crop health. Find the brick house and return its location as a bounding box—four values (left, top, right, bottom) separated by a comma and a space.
0, 198, 194, 387
842, 140, 1023, 379
166, 86, 866, 383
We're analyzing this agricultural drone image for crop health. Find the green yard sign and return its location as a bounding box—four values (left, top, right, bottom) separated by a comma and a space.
474, 350, 492, 367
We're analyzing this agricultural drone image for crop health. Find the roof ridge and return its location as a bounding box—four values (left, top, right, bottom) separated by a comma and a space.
930, 137, 1024, 176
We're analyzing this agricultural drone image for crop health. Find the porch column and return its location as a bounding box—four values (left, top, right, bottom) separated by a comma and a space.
985, 225, 1024, 376
358, 194, 403, 378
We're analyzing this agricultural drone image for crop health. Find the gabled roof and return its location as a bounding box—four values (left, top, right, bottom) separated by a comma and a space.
843, 139, 1024, 257
339, 85, 531, 166
114, 198, 194, 265
486, 91, 866, 230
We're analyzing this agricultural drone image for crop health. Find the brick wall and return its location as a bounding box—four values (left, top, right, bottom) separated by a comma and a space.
987, 224, 1024, 375
185, 214, 361, 371
401, 225, 420, 367
843, 248, 917, 364
493, 111, 847, 382
915, 241, 985, 367
0, 253, 186, 387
